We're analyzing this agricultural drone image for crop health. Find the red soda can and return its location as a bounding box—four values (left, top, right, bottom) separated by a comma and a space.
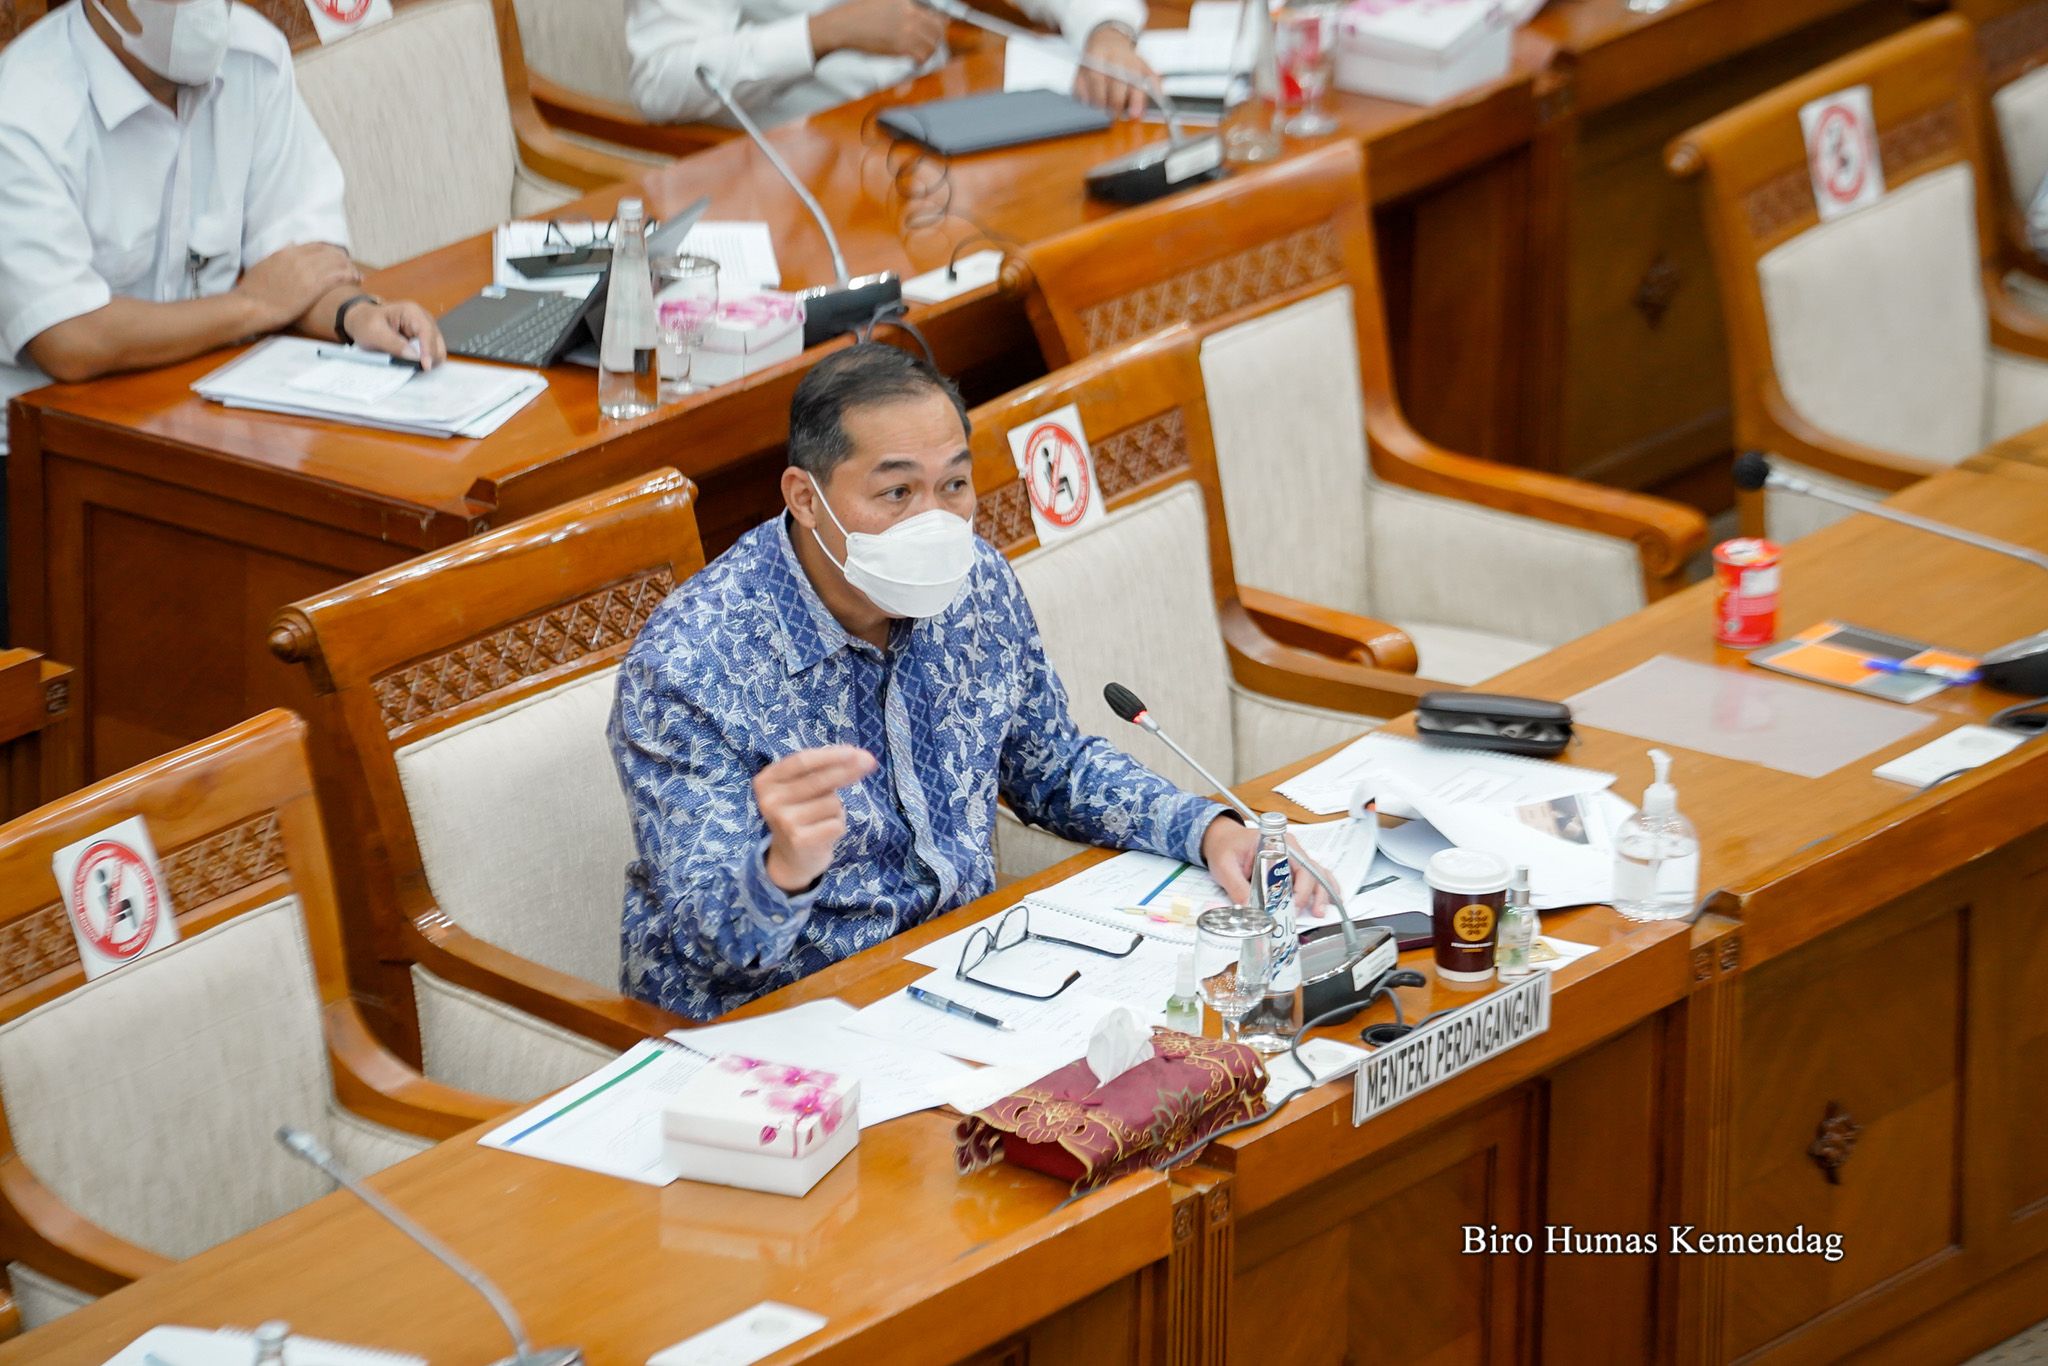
1712, 538, 1782, 647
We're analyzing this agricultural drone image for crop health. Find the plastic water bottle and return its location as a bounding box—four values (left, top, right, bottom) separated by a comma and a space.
1239, 811, 1300, 1051
1223, 0, 1284, 164
598, 198, 659, 420
1612, 749, 1700, 920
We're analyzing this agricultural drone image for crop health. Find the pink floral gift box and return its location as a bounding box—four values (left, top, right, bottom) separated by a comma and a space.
664, 1054, 858, 1159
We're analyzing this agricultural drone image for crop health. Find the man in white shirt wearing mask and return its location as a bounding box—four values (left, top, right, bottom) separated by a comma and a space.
0, 0, 445, 462
627, 0, 1156, 128
609, 343, 1314, 1019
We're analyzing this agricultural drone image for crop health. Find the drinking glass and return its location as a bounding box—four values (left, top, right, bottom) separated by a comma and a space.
1194, 905, 1276, 1044
652, 254, 720, 399
1275, 2, 1339, 138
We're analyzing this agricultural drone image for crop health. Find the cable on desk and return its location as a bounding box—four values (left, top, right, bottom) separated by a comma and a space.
857, 110, 1028, 282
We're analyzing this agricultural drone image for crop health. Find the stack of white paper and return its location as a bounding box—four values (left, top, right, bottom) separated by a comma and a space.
493, 219, 783, 302
193, 338, 546, 439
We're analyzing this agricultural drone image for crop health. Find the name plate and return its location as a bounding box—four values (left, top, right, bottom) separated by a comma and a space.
1353, 972, 1550, 1124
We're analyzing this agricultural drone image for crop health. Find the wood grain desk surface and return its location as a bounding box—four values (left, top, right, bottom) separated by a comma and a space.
5, 459, 2045, 1363
9, 26, 1545, 533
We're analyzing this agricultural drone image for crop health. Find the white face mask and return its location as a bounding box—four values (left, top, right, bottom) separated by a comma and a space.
808, 473, 976, 620
94, 0, 232, 85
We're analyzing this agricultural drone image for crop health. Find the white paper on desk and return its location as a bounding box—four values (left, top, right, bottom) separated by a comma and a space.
1023, 852, 1220, 943
479, 1038, 707, 1185
907, 905, 1184, 1018
667, 998, 971, 1127
649, 1301, 827, 1366
1367, 770, 1626, 909
101, 1326, 425, 1366
197, 338, 542, 436
1872, 724, 2028, 787
1276, 731, 1615, 817
933, 1056, 1066, 1114
844, 975, 1123, 1068
286, 354, 417, 404
1266, 1037, 1369, 1094
682, 221, 782, 295
1531, 936, 1599, 972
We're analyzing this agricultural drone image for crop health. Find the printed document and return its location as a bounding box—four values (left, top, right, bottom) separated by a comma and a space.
843, 974, 1124, 1069
1276, 732, 1615, 817
479, 1038, 707, 1185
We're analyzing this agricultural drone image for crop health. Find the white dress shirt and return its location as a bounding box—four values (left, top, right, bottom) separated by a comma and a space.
0, 4, 349, 453
627, 0, 1144, 126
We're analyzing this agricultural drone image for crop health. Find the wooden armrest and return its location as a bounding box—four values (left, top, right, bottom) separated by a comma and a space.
324, 1001, 512, 1139
1221, 600, 1450, 719
510, 94, 656, 191
1239, 586, 1418, 673
1757, 378, 1935, 492
1987, 268, 2048, 362
1362, 399, 1709, 598
409, 916, 686, 1052
0, 1155, 172, 1295
529, 73, 739, 160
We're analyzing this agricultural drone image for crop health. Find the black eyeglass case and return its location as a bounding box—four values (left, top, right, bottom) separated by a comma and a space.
1414, 691, 1574, 758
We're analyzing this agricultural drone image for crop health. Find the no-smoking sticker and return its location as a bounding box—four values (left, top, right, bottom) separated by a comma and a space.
1005, 403, 1105, 545
302, 0, 394, 44
1799, 85, 1885, 223
53, 816, 178, 980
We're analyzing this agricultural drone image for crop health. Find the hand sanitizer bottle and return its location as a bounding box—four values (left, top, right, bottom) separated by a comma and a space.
1164, 951, 1203, 1034
1612, 749, 1700, 921
1496, 865, 1537, 979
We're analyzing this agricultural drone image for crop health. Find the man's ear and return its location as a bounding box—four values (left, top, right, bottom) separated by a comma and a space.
783, 464, 820, 530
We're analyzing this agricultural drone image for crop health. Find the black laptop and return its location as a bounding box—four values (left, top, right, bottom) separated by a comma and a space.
876, 89, 1113, 156
440, 197, 712, 367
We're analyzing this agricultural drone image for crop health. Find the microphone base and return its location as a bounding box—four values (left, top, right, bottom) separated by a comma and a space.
490, 1350, 585, 1366
1085, 135, 1226, 204
1299, 924, 1398, 1026
799, 272, 904, 347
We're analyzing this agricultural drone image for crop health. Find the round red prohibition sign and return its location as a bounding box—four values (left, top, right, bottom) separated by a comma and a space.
1812, 104, 1868, 205
68, 842, 161, 963
1023, 421, 1092, 530
313, 0, 373, 22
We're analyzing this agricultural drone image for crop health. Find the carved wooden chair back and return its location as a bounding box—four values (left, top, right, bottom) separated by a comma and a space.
0, 710, 499, 1333
0, 0, 46, 47
268, 471, 703, 1090
1666, 16, 2036, 535
1955, 2, 2048, 257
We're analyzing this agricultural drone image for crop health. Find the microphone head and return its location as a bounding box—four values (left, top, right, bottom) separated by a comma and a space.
1103, 683, 1148, 725
1732, 451, 1772, 492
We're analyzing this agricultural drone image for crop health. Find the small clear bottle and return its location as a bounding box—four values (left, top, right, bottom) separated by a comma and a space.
598, 198, 659, 421
1164, 950, 1203, 1034
1239, 811, 1300, 1053
1496, 864, 1537, 980
1223, 0, 1284, 164
253, 1321, 290, 1366
1612, 749, 1700, 920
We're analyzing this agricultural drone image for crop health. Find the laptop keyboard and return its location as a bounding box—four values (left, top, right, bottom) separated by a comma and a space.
451, 293, 584, 366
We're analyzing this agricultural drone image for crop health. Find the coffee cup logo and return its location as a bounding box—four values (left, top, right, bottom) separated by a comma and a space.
1452, 902, 1494, 942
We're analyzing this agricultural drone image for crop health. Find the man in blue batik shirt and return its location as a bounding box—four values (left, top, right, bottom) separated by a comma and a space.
610, 343, 1305, 1021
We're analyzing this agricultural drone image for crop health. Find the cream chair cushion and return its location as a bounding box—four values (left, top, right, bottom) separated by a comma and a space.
0, 898, 429, 1327
296, 0, 570, 267
1229, 685, 1372, 787
1996, 65, 2048, 216
514, 0, 632, 98
1197, 289, 1639, 683
1757, 163, 1990, 465
395, 666, 632, 992
410, 966, 616, 1101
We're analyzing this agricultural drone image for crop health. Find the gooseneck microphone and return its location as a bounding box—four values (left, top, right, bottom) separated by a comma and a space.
694, 65, 903, 347
276, 1127, 583, 1366
915, 0, 1224, 203
1104, 682, 1360, 957
1732, 452, 2048, 573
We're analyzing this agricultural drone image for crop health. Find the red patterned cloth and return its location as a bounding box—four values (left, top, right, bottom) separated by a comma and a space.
952, 1029, 1268, 1192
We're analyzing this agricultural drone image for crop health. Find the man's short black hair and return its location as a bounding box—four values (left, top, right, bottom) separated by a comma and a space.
787, 342, 970, 480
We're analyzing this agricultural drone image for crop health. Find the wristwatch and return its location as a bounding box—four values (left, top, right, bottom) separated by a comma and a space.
333, 292, 380, 347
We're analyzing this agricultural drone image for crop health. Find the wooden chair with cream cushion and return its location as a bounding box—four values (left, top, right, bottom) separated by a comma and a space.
1952, 0, 2048, 310
971, 323, 1434, 877
267, 471, 705, 1100
1668, 15, 2048, 541
0, 710, 503, 1334
239, 0, 652, 268
1009, 141, 1707, 688
510, 0, 738, 160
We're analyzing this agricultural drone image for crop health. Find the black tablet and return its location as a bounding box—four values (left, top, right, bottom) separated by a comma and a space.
877, 88, 1113, 155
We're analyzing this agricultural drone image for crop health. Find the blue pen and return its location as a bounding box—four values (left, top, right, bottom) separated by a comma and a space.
1863, 659, 1980, 684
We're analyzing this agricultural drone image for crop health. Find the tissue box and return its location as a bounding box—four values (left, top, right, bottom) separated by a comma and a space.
664, 1055, 860, 1197
953, 1030, 1267, 1193
1335, 0, 1512, 106
685, 292, 806, 387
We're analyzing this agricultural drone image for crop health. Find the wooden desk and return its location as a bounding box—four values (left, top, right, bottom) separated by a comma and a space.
7, 26, 1543, 797
4, 461, 2046, 1365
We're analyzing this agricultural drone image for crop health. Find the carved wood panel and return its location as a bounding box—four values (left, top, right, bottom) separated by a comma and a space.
373, 568, 675, 733
1745, 102, 1965, 242
0, 810, 288, 997
976, 412, 1193, 554
1981, 0, 2048, 89
1077, 224, 1342, 353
